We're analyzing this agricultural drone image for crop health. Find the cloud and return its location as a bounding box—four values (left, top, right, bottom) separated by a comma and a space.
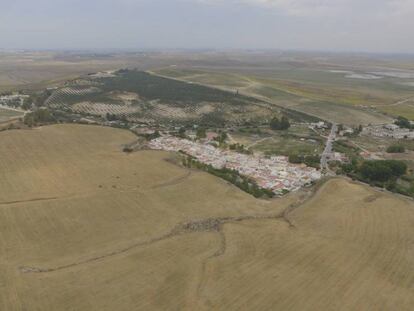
194, 0, 414, 18
193, 0, 349, 16
0, 0, 413, 52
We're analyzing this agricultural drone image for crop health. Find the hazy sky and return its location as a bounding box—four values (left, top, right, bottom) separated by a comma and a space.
0, 0, 413, 53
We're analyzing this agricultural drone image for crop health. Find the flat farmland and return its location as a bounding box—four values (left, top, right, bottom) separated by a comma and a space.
290, 101, 391, 125
153, 67, 407, 124
1, 125, 414, 310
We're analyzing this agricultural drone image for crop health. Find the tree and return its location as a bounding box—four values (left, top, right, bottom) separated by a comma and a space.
288, 154, 303, 164
178, 127, 186, 138
360, 160, 407, 182
32, 90, 52, 107
395, 116, 412, 129
270, 116, 290, 130
106, 113, 118, 121
360, 161, 392, 182
270, 117, 280, 130
23, 108, 55, 127
214, 131, 227, 143
21, 98, 32, 111
196, 127, 206, 139
280, 116, 290, 130
387, 144, 405, 153
23, 114, 35, 127
341, 163, 354, 174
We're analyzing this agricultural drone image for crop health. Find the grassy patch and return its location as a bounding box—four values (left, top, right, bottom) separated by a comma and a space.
251, 133, 323, 156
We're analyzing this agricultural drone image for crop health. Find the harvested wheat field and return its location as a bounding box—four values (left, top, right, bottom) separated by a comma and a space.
1, 124, 414, 310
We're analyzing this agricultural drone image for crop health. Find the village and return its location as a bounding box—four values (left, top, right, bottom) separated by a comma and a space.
148, 135, 322, 195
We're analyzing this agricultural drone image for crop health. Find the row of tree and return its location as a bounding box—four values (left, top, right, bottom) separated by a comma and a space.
341, 159, 407, 184
182, 155, 274, 198
288, 154, 321, 169
386, 144, 405, 153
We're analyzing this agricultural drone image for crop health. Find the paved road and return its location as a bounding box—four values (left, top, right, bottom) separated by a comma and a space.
321, 123, 337, 171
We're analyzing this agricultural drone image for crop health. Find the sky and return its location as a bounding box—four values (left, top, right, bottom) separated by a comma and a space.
0, 0, 413, 53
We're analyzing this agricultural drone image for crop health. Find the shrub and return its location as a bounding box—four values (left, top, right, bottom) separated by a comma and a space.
386, 144, 405, 153
395, 116, 412, 129
24, 108, 55, 127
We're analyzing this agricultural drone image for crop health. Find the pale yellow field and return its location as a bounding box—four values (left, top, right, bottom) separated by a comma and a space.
1, 125, 414, 310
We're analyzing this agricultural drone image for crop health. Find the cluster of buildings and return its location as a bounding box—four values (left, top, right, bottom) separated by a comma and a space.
0, 94, 29, 108
363, 124, 414, 139
309, 121, 329, 130
149, 136, 322, 195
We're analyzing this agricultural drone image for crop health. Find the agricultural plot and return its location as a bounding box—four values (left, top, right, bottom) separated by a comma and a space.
45, 70, 276, 126
1, 125, 414, 310
379, 99, 414, 120
291, 101, 391, 125
250, 134, 324, 156
71, 102, 139, 117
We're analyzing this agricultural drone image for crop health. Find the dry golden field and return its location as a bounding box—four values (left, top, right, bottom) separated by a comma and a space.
1, 124, 414, 310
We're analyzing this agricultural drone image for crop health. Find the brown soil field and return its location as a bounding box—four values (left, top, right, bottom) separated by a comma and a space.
1, 124, 414, 310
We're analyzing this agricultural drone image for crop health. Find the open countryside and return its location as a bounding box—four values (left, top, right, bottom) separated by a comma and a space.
1, 50, 414, 310
1, 124, 414, 310
1, 1, 414, 306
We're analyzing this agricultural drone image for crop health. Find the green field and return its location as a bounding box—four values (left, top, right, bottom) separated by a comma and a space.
230, 125, 325, 156
251, 134, 323, 156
